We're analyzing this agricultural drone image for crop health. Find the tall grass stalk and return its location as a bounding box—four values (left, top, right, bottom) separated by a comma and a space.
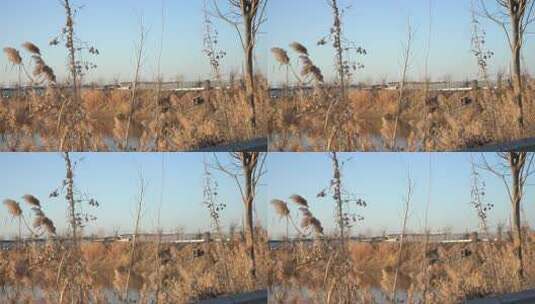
124, 173, 146, 300
391, 19, 414, 151
392, 173, 413, 303
124, 17, 147, 150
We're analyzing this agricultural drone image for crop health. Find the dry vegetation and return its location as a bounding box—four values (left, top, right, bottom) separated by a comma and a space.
0, 232, 268, 303
1, 0, 269, 151
0, 152, 268, 303
0, 82, 270, 151
269, 82, 535, 151
268, 152, 535, 303
269, 0, 535, 152
268, 236, 535, 303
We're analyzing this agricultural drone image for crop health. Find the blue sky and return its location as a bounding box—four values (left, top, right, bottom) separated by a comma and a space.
267, 153, 535, 239
0, 153, 267, 239
267, 0, 535, 84
2, 0, 533, 85
0, 0, 268, 84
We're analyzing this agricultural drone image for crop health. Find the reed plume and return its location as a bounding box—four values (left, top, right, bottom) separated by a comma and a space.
30, 53, 57, 84
32, 208, 45, 218
300, 208, 323, 235
42, 217, 56, 234
3, 47, 22, 65
271, 47, 290, 65
290, 194, 309, 207
32, 55, 46, 75
271, 199, 290, 217
298, 207, 312, 218
290, 42, 309, 56
3, 199, 22, 217
308, 217, 324, 234
300, 56, 324, 82
41, 65, 57, 83
22, 194, 41, 207
33, 214, 45, 228
34, 215, 56, 235
21, 42, 41, 55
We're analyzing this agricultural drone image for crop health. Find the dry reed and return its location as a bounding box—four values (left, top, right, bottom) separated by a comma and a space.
21, 42, 41, 55
3, 47, 22, 65
271, 48, 290, 65
3, 199, 22, 217
22, 194, 40, 207
290, 42, 309, 56
271, 199, 290, 217
289, 194, 308, 207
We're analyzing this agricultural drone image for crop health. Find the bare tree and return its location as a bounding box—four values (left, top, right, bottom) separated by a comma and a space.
421, 155, 433, 302
54, 1, 99, 150
155, 0, 166, 151
392, 173, 414, 302
202, 158, 233, 289
153, 154, 165, 303
63, 152, 78, 245
124, 172, 147, 300
124, 17, 148, 150
471, 1, 499, 138
323, 0, 347, 139
331, 152, 345, 244
62, 0, 79, 106
203, 0, 227, 82
391, 19, 414, 150
213, 152, 266, 280
321, 0, 367, 147
318, 153, 367, 248
56, 153, 99, 302
422, 0, 434, 149
478, 0, 535, 131
470, 156, 500, 289
480, 152, 534, 281
424, 0, 434, 94
329, 0, 345, 104
213, 0, 268, 134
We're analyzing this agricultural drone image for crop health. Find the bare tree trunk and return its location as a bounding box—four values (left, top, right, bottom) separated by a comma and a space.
155, 0, 166, 152
242, 154, 257, 280
392, 175, 412, 302
421, 156, 432, 303
125, 19, 146, 151
510, 154, 525, 280
392, 20, 413, 150
511, 28, 524, 131
213, 1, 265, 136
124, 174, 145, 300
481, 152, 532, 284
214, 152, 264, 283
244, 17, 257, 134
478, 0, 534, 133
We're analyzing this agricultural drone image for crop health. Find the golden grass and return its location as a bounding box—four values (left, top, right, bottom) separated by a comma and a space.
0, 230, 268, 303
3, 199, 22, 217
0, 81, 270, 151
3, 48, 22, 65
269, 238, 535, 303
270, 84, 535, 151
